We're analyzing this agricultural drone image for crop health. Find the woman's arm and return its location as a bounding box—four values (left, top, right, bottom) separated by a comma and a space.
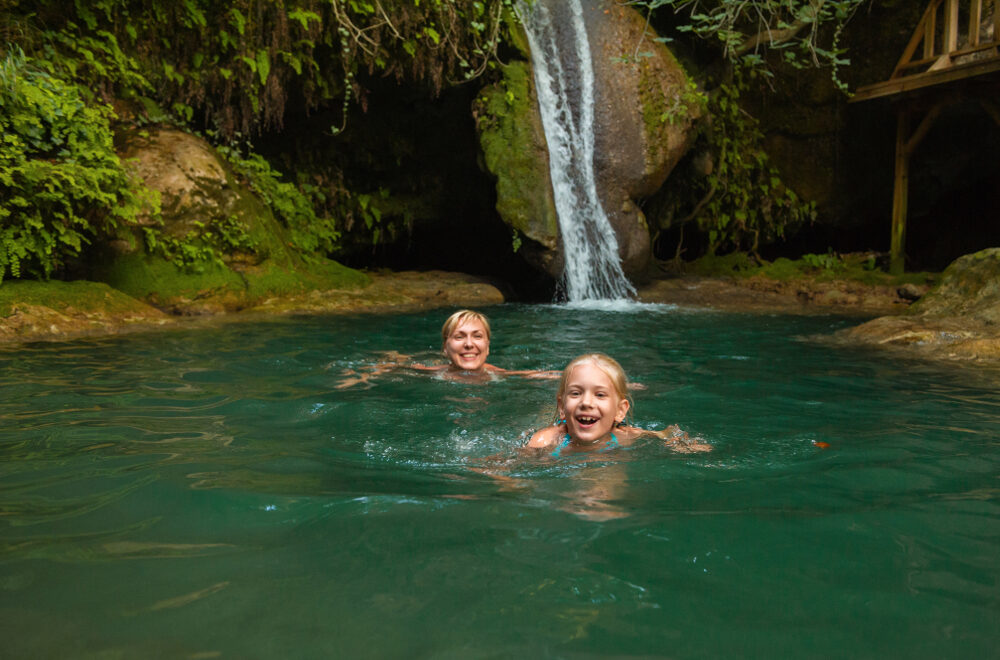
490, 367, 561, 380
334, 351, 442, 388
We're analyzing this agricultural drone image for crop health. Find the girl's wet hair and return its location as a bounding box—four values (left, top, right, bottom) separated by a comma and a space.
440, 309, 491, 350
557, 353, 633, 420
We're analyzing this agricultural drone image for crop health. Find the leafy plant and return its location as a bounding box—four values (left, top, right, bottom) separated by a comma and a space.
0, 48, 148, 282
627, 0, 860, 90
216, 143, 341, 255
690, 68, 816, 255
7, 0, 520, 139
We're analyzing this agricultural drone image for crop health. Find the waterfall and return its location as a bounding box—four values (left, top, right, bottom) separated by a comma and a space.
518, 0, 635, 302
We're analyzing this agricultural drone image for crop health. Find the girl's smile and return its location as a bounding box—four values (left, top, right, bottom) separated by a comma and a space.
560, 363, 630, 443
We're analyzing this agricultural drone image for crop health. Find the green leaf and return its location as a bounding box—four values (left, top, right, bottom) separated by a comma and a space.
256, 50, 270, 85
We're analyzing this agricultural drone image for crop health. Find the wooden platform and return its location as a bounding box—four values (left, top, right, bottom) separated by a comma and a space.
850, 0, 999, 274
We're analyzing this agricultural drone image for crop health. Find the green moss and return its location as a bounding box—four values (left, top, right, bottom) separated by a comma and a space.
680, 252, 938, 286
96, 253, 244, 304
473, 61, 559, 245
758, 257, 802, 281
93, 251, 368, 310
0, 280, 152, 317
242, 258, 370, 299
684, 252, 760, 277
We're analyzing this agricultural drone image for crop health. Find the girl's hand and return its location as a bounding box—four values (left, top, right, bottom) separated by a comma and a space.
659, 425, 712, 453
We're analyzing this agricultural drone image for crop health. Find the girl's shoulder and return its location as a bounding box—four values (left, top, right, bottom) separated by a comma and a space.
526, 424, 565, 449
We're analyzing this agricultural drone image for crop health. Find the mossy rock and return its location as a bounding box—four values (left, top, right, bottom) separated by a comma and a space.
473, 60, 560, 275
96, 253, 369, 315
910, 248, 1000, 324
0, 280, 169, 343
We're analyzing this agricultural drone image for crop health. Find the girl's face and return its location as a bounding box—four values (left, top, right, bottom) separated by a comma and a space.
559, 363, 630, 443
444, 319, 490, 371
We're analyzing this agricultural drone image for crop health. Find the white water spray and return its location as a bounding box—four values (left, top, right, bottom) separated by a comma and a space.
518, 0, 635, 302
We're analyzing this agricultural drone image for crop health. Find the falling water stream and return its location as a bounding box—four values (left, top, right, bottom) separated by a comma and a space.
518, 0, 636, 302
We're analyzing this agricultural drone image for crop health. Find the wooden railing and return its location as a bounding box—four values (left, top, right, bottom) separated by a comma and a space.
891, 0, 999, 79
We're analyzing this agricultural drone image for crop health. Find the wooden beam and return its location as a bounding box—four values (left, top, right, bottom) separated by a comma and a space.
996, 0, 1000, 46
890, 109, 911, 276
894, 0, 942, 78
906, 104, 944, 153
851, 57, 1000, 102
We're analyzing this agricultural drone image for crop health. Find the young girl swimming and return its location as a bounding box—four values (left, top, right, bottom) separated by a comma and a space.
526, 353, 711, 455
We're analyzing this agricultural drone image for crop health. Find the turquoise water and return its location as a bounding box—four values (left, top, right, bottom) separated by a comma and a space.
1, 304, 998, 658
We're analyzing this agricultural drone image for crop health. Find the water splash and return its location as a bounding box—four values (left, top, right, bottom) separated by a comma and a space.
518, 0, 636, 302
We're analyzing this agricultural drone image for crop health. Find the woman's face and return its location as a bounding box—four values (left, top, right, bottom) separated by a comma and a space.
444, 319, 490, 371
559, 363, 629, 443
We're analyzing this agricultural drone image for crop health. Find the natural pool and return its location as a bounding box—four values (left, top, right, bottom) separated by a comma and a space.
1, 304, 998, 658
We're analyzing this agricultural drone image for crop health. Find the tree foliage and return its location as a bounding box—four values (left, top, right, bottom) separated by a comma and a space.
692, 71, 815, 255
4, 0, 517, 137
629, 0, 863, 88
0, 48, 147, 282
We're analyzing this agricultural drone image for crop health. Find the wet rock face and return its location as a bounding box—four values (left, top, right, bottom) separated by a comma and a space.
474, 1, 700, 283
473, 61, 562, 279
584, 0, 702, 280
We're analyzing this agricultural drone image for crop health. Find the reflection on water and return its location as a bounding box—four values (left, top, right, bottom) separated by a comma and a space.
1, 306, 998, 657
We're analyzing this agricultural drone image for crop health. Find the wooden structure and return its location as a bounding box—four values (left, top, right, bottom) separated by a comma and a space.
852, 0, 1000, 274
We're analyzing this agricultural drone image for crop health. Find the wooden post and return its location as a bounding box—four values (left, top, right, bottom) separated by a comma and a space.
924, 3, 937, 59
944, 0, 959, 53
970, 0, 982, 46
890, 109, 910, 275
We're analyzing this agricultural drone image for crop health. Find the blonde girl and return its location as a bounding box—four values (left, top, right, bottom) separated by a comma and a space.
526, 353, 711, 455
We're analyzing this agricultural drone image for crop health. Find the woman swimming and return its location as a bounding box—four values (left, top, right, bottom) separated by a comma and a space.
335, 309, 559, 388
525, 353, 711, 455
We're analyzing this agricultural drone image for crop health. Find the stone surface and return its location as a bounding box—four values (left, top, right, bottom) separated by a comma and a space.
474, 0, 700, 282
0, 281, 170, 344
839, 249, 1000, 364
100, 127, 369, 313
637, 274, 920, 316
473, 61, 562, 277
584, 0, 703, 280
0, 272, 505, 345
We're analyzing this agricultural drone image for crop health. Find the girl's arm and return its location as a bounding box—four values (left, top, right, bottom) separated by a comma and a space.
619, 424, 712, 452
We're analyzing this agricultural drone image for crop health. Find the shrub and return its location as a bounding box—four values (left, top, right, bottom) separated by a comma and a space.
0, 48, 147, 282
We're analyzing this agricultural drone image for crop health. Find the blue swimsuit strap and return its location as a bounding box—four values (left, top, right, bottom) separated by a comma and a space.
551, 432, 619, 457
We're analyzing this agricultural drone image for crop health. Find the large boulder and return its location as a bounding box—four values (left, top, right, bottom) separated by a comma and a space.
473, 61, 562, 277
841, 248, 1000, 363
97, 127, 367, 314
474, 0, 701, 282
909, 248, 1000, 324
584, 0, 703, 278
